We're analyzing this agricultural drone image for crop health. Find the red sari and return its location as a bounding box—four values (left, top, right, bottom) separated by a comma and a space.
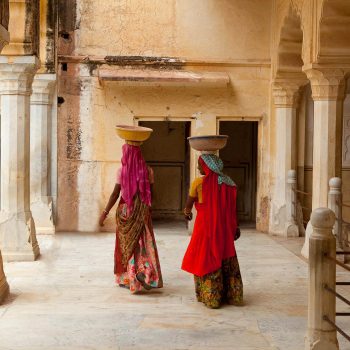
182, 159, 237, 277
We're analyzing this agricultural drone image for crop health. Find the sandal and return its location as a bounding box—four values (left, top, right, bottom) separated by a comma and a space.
119, 284, 129, 289
136, 272, 152, 290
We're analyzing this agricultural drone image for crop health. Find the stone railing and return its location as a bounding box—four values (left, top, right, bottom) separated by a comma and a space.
328, 177, 350, 262
305, 207, 350, 348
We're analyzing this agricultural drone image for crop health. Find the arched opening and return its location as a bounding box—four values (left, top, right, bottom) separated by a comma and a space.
275, 7, 304, 79
271, 6, 311, 236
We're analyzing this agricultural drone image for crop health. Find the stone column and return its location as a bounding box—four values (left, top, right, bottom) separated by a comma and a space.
270, 82, 301, 236
30, 74, 56, 234
0, 22, 10, 303
305, 208, 338, 350
0, 55, 40, 262
301, 69, 345, 258
307, 69, 345, 209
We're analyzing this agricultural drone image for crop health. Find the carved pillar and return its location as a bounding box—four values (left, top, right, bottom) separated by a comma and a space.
30, 74, 56, 234
270, 82, 301, 236
301, 69, 345, 258
0, 5, 10, 303
0, 55, 40, 261
307, 69, 345, 209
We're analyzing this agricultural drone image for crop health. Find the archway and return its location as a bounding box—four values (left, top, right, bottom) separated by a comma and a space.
270, 5, 310, 236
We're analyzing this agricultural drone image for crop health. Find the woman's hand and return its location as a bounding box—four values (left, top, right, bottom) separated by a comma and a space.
183, 209, 193, 221
235, 227, 241, 241
99, 211, 108, 227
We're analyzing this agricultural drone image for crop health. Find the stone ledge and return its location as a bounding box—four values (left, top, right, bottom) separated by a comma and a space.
98, 68, 230, 87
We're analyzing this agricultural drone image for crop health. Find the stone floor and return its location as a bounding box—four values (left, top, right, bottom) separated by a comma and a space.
0, 222, 349, 350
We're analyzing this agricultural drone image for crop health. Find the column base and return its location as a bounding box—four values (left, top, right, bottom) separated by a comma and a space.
31, 197, 55, 235
0, 274, 9, 304
285, 222, 299, 237
305, 334, 339, 350
0, 211, 40, 262
270, 204, 299, 237
0, 251, 9, 304
269, 203, 286, 236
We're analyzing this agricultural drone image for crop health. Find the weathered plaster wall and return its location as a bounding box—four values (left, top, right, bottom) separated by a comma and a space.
57, 64, 271, 232
57, 0, 273, 232
75, 0, 272, 61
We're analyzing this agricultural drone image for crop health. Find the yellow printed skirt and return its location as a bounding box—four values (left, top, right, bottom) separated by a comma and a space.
194, 255, 243, 309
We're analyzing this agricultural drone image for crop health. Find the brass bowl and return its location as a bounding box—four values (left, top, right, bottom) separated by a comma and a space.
188, 135, 228, 152
115, 125, 153, 142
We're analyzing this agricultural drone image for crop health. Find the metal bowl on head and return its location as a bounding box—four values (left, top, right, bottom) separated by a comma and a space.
115, 125, 153, 142
188, 135, 229, 152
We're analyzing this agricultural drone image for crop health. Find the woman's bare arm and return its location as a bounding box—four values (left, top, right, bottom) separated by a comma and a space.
184, 196, 196, 221
99, 184, 121, 226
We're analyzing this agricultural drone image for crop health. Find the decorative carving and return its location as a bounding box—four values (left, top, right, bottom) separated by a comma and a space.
273, 2, 308, 82
272, 81, 303, 107
290, 0, 303, 18
305, 69, 346, 101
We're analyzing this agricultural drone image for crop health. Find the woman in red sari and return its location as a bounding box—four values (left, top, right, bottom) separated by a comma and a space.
182, 153, 243, 308
99, 142, 163, 293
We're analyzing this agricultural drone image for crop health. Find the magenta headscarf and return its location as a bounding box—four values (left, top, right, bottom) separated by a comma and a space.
120, 144, 152, 210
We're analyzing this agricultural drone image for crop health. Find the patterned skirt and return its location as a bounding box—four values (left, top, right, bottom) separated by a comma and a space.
194, 255, 243, 309
115, 211, 163, 293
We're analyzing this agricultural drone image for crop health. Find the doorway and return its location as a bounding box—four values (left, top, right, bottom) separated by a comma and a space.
219, 121, 258, 224
139, 120, 191, 220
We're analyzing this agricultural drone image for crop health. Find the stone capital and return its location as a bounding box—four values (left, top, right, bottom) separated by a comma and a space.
31, 74, 57, 105
305, 68, 345, 101
0, 56, 40, 95
272, 81, 301, 108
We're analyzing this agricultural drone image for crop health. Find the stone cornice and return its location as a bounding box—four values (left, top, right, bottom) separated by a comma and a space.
305, 68, 346, 101
58, 55, 271, 68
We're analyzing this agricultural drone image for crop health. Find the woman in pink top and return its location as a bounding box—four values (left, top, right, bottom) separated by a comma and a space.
99, 143, 163, 293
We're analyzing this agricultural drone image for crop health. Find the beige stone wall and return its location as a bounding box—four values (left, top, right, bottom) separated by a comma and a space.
57, 0, 273, 232
56, 0, 350, 233
75, 0, 272, 60
57, 64, 272, 232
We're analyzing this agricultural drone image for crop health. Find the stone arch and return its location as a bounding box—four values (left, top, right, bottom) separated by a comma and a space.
274, 5, 305, 80
318, 0, 350, 62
